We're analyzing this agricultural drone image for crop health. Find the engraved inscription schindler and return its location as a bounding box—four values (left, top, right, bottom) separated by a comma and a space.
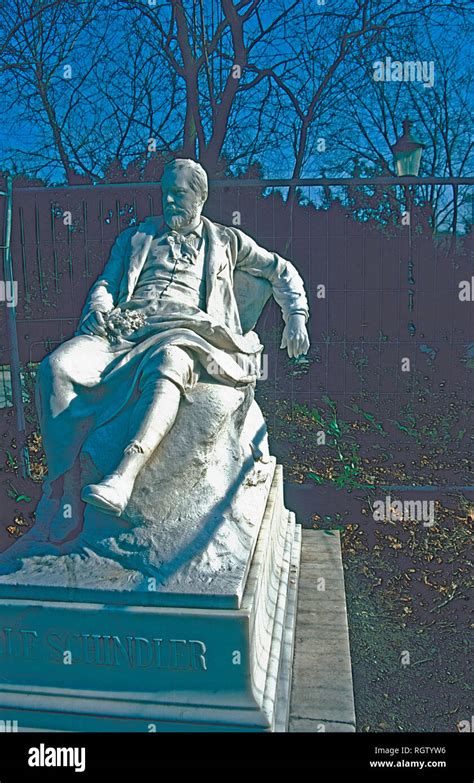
0, 627, 207, 671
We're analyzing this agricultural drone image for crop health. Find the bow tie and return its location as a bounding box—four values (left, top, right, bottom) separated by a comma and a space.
165, 230, 200, 264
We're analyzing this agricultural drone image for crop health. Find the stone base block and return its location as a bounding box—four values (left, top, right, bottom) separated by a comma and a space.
0, 467, 301, 731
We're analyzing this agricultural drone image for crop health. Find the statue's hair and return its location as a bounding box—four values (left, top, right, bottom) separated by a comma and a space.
163, 158, 208, 202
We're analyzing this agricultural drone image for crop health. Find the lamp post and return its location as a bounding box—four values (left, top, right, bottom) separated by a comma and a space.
391, 119, 424, 337
390, 118, 424, 177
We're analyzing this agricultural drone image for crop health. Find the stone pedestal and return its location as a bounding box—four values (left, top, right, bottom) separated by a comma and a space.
0, 464, 301, 731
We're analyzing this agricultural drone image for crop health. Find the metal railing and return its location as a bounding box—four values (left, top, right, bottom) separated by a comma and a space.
1, 174, 472, 478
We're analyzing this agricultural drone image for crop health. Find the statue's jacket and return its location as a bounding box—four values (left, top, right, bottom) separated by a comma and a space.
36, 215, 309, 482
77, 215, 308, 336
74, 213, 309, 395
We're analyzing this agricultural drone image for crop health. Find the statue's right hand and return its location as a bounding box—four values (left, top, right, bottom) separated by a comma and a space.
79, 310, 108, 338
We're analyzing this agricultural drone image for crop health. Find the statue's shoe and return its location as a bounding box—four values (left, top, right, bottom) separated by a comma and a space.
81, 473, 132, 516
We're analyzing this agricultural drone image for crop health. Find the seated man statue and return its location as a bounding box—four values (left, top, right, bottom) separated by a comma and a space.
34, 158, 310, 530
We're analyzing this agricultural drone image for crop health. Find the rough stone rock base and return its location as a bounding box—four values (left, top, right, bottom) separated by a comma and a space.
0, 383, 274, 608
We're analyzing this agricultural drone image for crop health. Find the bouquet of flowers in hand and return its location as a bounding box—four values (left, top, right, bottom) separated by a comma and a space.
103, 307, 147, 344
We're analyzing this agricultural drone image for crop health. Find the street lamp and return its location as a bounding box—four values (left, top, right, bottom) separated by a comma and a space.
391, 118, 424, 177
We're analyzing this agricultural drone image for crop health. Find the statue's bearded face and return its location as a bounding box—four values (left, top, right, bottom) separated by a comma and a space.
162, 169, 204, 230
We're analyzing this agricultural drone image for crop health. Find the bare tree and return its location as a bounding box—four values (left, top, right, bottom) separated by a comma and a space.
0, 0, 99, 182
0, 0, 471, 204
113, 0, 305, 175
335, 5, 473, 231
0, 0, 177, 182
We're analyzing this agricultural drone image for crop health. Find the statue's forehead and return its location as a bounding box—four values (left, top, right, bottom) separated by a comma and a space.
161, 168, 193, 189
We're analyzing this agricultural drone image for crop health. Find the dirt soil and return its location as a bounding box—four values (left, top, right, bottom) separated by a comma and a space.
257, 374, 472, 734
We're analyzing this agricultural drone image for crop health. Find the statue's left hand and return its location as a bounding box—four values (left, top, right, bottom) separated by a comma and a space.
280, 313, 310, 358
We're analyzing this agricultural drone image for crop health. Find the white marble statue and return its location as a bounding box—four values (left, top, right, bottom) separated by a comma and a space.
34, 159, 310, 528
